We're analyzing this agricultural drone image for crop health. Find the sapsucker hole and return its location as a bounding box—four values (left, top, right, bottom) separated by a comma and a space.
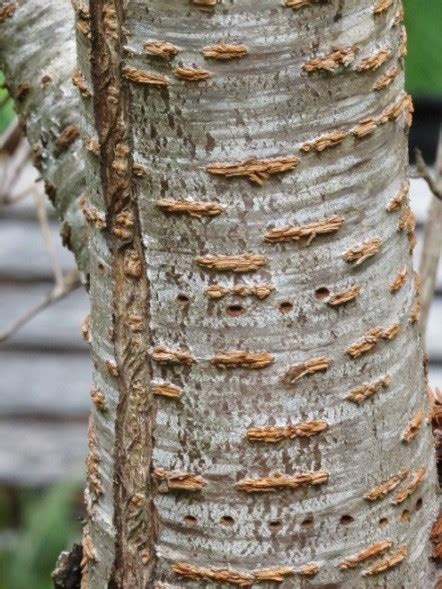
227, 304, 245, 317
183, 515, 197, 527
315, 287, 330, 300
339, 514, 354, 525
378, 517, 389, 528
415, 498, 423, 511
176, 293, 190, 306
301, 516, 314, 528
279, 301, 293, 314
268, 519, 282, 532
401, 509, 410, 523
97, 263, 105, 273
220, 515, 235, 527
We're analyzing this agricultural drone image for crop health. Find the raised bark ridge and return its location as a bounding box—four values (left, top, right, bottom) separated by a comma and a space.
74, 0, 438, 586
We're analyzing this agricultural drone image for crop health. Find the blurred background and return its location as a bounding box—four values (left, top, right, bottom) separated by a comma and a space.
0, 2, 441, 587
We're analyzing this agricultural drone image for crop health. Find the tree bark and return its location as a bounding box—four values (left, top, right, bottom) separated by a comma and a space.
3, 0, 441, 587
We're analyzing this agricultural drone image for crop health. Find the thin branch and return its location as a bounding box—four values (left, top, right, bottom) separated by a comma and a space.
0, 270, 81, 343
419, 130, 442, 336
415, 147, 442, 201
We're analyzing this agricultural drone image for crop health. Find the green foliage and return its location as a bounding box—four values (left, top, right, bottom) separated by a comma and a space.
0, 484, 82, 589
0, 72, 15, 134
404, 0, 442, 95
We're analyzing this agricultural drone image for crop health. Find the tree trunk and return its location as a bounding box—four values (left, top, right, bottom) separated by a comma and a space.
3, 0, 441, 587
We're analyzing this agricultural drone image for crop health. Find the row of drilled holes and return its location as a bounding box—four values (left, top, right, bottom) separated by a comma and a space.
182, 499, 423, 530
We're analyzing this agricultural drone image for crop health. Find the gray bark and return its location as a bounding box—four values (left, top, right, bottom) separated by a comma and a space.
3, 0, 441, 587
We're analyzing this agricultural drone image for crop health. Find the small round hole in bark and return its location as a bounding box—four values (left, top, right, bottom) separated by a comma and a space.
415, 498, 423, 511
301, 516, 314, 528
268, 519, 282, 532
176, 293, 190, 306
97, 263, 105, 273
279, 301, 293, 314
315, 287, 330, 300
227, 304, 245, 317
339, 514, 354, 526
401, 509, 410, 523
378, 517, 389, 528
220, 515, 235, 527
183, 515, 197, 527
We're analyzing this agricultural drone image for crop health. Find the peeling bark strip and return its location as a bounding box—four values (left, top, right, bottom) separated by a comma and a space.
201, 42, 249, 60
143, 40, 179, 58
263, 215, 344, 245
391, 465, 426, 504
284, 0, 327, 9
123, 65, 169, 86
282, 356, 331, 384
295, 563, 320, 577
156, 198, 224, 217
373, 65, 400, 91
390, 266, 407, 293
351, 117, 379, 139
196, 254, 266, 272
206, 283, 274, 299
301, 131, 347, 153
372, 0, 394, 15
303, 48, 356, 73
152, 346, 194, 365
174, 66, 210, 81
402, 409, 424, 443
173, 563, 297, 586
345, 324, 400, 358
356, 48, 391, 72
364, 467, 410, 501
206, 155, 299, 185
71, 67, 92, 97
328, 286, 360, 306
398, 206, 417, 251
154, 469, 204, 492
0, 2, 16, 22
237, 470, 329, 493
362, 545, 407, 576
211, 351, 273, 369
339, 539, 393, 570
152, 382, 182, 399
342, 237, 382, 265
246, 420, 328, 443
345, 375, 390, 404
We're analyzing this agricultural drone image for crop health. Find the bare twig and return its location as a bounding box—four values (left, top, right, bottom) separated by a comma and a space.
0, 270, 81, 343
419, 131, 442, 336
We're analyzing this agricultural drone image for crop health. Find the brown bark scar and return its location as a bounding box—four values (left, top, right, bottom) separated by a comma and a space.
303, 47, 356, 73
391, 465, 426, 504
362, 545, 407, 576
192, 0, 217, 7
196, 254, 266, 272
339, 539, 393, 570
237, 470, 329, 493
143, 40, 179, 58
398, 206, 417, 251
207, 155, 299, 185
254, 567, 295, 582
123, 66, 169, 86
393, 6, 404, 26
0, 2, 16, 22
173, 563, 254, 586
402, 409, 424, 443
342, 237, 382, 265
351, 118, 379, 139
105, 359, 119, 378
82, 314, 91, 343
264, 215, 344, 245
79, 193, 107, 230
211, 351, 274, 369
409, 297, 421, 324
372, 0, 394, 15
356, 48, 392, 72
156, 198, 224, 217
154, 469, 204, 492
151, 346, 194, 365
132, 163, 146, 177
201, 42, 249, 60
86, 416, 103, 505
301, 131, 347, 153
390, 266, 407, 293
399, 27, 407, 58
430, 515, 442, 560
246, 420, 328, 443
328, 286, 360, 306
345, 375, 390, 404
123, 249, 143, 278
373, 65, 400, 91
152, 382, 182, 399
206, 283, 274, 300
14, 82, 30, 101
364, 467, 409, 501
284, 0, 327, 8
282, 356, 331, 384
90, 386, 107, 412
345, 324, 400, 358
295, 562, 320, 577
71, 67, 92, 97
112, 210, 134, 239
84, 136, 100, 156
174, 66, 211, 81
55, 124, 80, 153
81, 529, 97, 573
386, 181, 409, 212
